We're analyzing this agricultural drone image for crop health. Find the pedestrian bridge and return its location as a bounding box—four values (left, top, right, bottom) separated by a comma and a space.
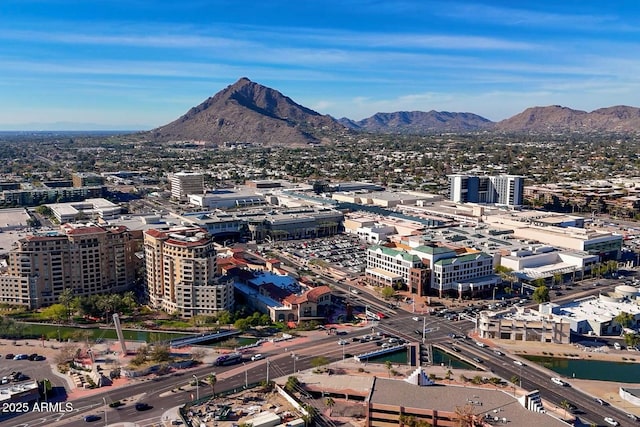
169, 330, 240, 348
353, 344, 407, 363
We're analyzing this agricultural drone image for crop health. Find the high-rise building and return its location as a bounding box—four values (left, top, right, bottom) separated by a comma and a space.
0, 224, 141, 308
448, 174, 524, 206
170, 172, 204, 201
144, 226, 234, 318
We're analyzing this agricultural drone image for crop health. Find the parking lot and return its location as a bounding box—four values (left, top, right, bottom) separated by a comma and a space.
0, 352, 51, 385
274, 235, 368, 274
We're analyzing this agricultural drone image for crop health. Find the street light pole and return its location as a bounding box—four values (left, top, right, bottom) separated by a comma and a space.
192, 374, 199, 401
243, 363, 248, 388
102, 397, 107, 427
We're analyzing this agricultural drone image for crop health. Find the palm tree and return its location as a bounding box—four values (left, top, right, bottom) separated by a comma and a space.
445, 370, 453, 382
324, 396, 335, 417
385, 360, 393, 378
560, 399, 571, 419
206, 373, 217, 397
454, 403, 477, 427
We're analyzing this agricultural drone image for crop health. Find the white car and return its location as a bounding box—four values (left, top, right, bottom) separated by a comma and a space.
412, 316, 420, 321
604, 417, 620, 426
475, 341, 486, 348
513, 360, 524, 366
251, 353, 264, 361
338, 339, 348, 345
551, 377, 566, 386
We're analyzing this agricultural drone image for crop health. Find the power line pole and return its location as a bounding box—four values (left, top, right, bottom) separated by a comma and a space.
266, 358, 270, 384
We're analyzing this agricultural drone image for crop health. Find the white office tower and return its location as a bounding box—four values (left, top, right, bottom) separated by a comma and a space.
171, 172, 204, 201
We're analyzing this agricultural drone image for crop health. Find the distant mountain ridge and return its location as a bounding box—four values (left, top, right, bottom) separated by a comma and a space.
149, 78, 640, 145
494, 105, 640, 132
340, 110, 493, 134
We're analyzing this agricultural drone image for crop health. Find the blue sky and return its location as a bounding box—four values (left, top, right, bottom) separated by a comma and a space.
1, 0, 639, 130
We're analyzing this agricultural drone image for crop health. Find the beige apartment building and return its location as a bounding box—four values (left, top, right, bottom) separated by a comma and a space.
0, 223, 141, 308
144, 226, 234, 318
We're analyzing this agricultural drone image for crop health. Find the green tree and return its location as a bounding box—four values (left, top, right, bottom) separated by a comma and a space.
41, 303, 67, 322
310, 356, 329, 368
324, 397, 335, 417
381, 286, 395, 300
560, 399, 571, 419
234, 318, 251, 332
150, 344, 170, 363
58, 288, 75, 322
384, 360, 393, 378
206, 373, 217, 397
552, 273, 563, 288
615, 311, 633, 329
532, 285, 550, 304
217, 310, 232, 328
624, 333, 640, 349
285, 376, 300, 393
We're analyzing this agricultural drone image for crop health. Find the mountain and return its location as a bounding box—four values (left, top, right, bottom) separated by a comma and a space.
340, 111, 494, 133
150, 77, 347, 146
495, 105, 640, 132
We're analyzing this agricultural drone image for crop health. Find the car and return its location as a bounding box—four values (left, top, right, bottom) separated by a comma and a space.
475, 341, 486, 348
472, 357, 483, 364
493, 350, 504, 356
551, 377, 566, 386
13, 354, 28, 360
626, 413, 639, 421
338, 339, 347, 345
513, 360, 524, 366
414, 330, 422, 335
604, 417, 620, 426
135, 403, 152, 411
251, 354, 264, 361
451, 346, 461, 353
412, 316, 420, 321
352, 336, 361, 342
351, 289, 359, 295
614, 342, 622, 350
28, 353, 39, 361
595, 398, 607, 406
33, 355, 46, 361
1, 377, 9, 385
84, 415, 101, 422
5, 353, 14, 359
171, 421, 183, 426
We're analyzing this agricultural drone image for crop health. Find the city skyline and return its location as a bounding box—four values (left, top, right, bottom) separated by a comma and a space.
1, 0, 640, 130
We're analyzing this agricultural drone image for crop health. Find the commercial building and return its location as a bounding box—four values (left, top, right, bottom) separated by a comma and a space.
540, 286, 640, 336
0, 185, 105, 207
72, 172, 105, 188
188, 189, 267, 210
0, 223, 141, 308
485, 211, 623, 261
170, 172, 204, 201
365, 244, 499, 298
367, 378, 566, 427
46, 198, 121, 223
143, 226, 234, 318
478, 306, 571, 344
177, 206, 343, 243
448, 174, 525, 206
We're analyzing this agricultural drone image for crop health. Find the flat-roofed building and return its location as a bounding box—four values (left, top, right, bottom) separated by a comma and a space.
46, 198, 121, 223
366, 243, 499, 298
0, 223, 141, 308
144, 226, 234, 318
478, 306, 571, 344
367, 377, 567, 427
72, 172, 105, 188
170, 172, 204, 201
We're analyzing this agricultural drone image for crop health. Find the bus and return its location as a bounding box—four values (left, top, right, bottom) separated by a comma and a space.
214, 352, 243, 366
